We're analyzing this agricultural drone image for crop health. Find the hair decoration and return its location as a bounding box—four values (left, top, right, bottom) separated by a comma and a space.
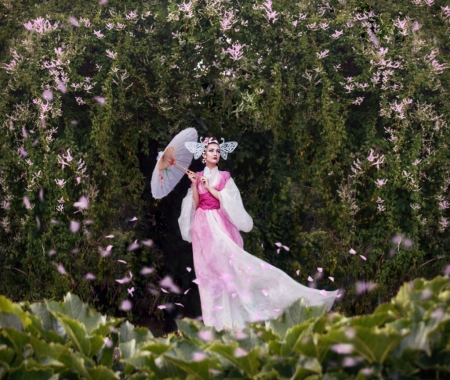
185, 136, 238, 160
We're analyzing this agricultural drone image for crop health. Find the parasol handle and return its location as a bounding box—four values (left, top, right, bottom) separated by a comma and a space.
173, 162, 199, 178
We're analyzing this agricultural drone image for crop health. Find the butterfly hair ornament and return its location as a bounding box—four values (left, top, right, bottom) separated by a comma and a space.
185, 136, 238, 161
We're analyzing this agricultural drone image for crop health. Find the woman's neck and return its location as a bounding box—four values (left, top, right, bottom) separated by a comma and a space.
205, 163, 216, 170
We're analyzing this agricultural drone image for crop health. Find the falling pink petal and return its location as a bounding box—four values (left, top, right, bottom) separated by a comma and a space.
158, 305, 166, 309
296, 270, 300, 276
234, 347, 247, 357
85, 273, 96, 280
118, 259, 127, 264
141, 239, 153, 246
192, 279, 200, 285
129, 216, 137, 222
184, 288, 191, 294
70, 221, 80, 233
356, 281, 377, 294
48, 249, 56, 256
68, 17, 79, 27
161, 288, 169, 293
308, 276, 313, 282
262, 289, 269, 296
42, 90, 53, 102
320, 289, 327, 296
186, 267, 192, 272
282, 245, 290, 251
106, 234, 114, 238
22, 126, 28, 138
39, 188, 44, 201
160, 276, 181, 294
94, 96, 106, 105
329, 276, 334, 281
36, 216, 41, 229
101, 249, 110, 258
331, 343, 354, 354
317, 267, 323, 273
336, 293, 342, 298
120, 300, 132, 311
232, 292, 237, 298
198, 330, 214, 341
23, 196, 31, 210
360, 255, 367, 261
84, 220, 94, 225
51, 219, 59, 224
128, 240, 139, 251
106, 245, 113, 251
103, 337, 113, 348
276, 248, 280, 254
275, 242, 282, 247
99, 0, 108, 4
127, 287, 135, 297
349, 248, 356, 254
193, 352, 207, 361
57, 80, 67, 93
115, 276, 131, 284
175, 303, 184, 307
140, 267, 154, 275
57, 264, 66, 275
73, 195, 88, 209
214, 306, 223, 311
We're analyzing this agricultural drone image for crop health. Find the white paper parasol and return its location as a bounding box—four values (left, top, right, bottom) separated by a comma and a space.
151, 127, 198, 199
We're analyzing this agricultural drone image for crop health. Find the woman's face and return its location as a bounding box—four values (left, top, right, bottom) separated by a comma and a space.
204, 143, 220, 166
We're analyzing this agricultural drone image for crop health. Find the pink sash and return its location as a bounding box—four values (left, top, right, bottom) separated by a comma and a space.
195, 170, 231, 210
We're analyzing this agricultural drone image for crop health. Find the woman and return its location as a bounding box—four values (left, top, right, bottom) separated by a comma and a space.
179, 137, 338, 331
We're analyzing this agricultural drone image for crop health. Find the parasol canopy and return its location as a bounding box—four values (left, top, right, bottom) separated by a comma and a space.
151, 127, 198, 199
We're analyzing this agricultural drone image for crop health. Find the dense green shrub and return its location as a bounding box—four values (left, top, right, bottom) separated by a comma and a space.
1, 276, 450, 379
0, 0, 449, 317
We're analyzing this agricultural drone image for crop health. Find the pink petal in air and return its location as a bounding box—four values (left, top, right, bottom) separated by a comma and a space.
158, 305, 166, 309
296, 270, 300, 276
57, 264, 66, 275
23, 196, 31, 210
317, 267, 323, 273
161, 288, 169, 293
70, 221, 80, 233
276, 248, 280, 254
275, 242, 282, 247
192, 279, 200, 285
175, 303, 184, 307
68, 17, 79, 27
349, 248, 356, 254
141, 239, 153, 246
129, 216, 137, 222
160, 276, 181, 293
140, 267, 154, 275
282, 245, 290, 251
85, 273, 96, 280
128, 240, 139, 251
308, 276, 313, 282
186, 267, 192, 272
127, 287, 135, 297
329, 276, 334, 281
106, 234, 114, 238
360, 255, 367, 261
184, 288, 191, 294
48, 249, 56, 256
234, 347, 247, 357
94, 96, 106, 105
106, 245, 113, 251
120, 300, 132, 311
118, 259, 127, 264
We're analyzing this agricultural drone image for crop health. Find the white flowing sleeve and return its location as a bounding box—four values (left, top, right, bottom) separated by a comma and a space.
220, 178, 253, 232
178, 188, 195, 242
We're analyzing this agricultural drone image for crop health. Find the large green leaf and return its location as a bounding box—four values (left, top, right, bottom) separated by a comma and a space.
0, 296, 30, 330
207, 342, 263, 377
265, 299, 328, 338
120, 320, 153, 344
8, 364, 55, 380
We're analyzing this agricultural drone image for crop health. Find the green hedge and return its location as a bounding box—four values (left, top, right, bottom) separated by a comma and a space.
1, 275, 450, 379
0, 0, 450, 317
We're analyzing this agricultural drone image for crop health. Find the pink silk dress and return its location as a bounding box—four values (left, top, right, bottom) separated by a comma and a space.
178, 167, 338, 330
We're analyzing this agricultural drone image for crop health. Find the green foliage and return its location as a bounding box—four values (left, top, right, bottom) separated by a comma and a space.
0, 0, 450, 317
2, 276, 450, 379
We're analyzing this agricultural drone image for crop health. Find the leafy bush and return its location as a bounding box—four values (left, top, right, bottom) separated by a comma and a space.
1, 276, 450, 379
0, 0, 450, 316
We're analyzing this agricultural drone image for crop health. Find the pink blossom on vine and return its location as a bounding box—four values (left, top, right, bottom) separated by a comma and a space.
220, 10, 236, 31
331, 30, 343, 39
106, 50, 117, 59
222, 43, 245, 61
93, 30, 105, 39
316, 50, 329, 59
375, 179, 388, 188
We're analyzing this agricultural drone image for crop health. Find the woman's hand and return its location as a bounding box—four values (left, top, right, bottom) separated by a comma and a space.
187, 170, 197, 184
200, 176, 210, 189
